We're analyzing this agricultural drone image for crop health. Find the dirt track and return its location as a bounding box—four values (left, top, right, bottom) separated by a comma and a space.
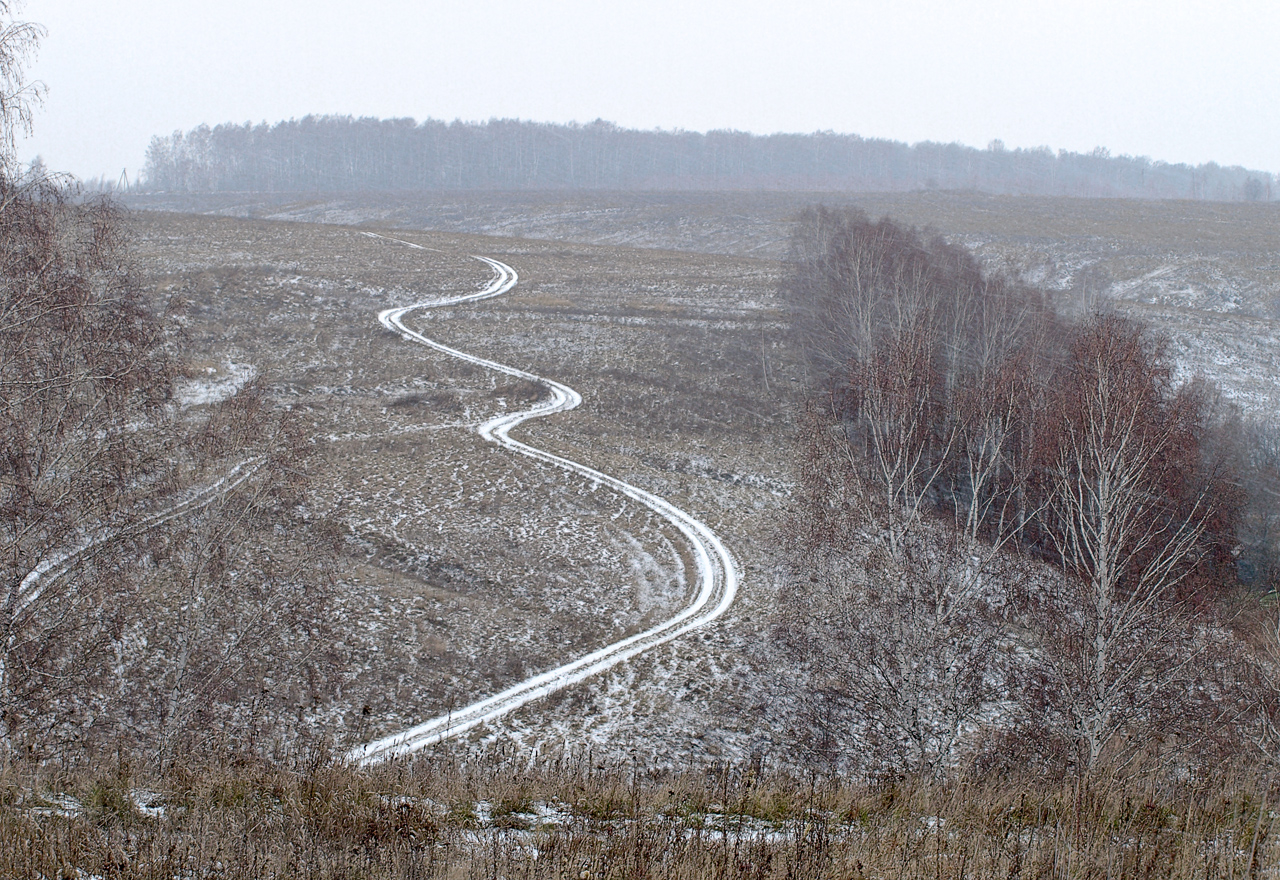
349, 240, 738, 763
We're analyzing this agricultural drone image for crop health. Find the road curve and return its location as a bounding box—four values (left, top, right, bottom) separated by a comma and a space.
348, 234, 739, 765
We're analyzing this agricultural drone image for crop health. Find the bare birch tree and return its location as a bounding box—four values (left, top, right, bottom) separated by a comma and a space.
0, 2, 43, 170
0, 181, 175, 746
0, 5, 336, 756
778, 401, 1025, 777
1033, 315, 1234, 770
778, 213, 1026, 775
779, 210, 1243, 777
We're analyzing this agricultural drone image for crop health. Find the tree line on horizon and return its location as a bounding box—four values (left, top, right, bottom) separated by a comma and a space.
141, 116, 1276, 200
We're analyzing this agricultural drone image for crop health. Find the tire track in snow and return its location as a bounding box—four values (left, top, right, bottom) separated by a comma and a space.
13, 458, 262, 615
349, 233, 739, 765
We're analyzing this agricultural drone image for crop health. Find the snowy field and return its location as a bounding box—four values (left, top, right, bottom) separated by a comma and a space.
133, 211, 794, 764
129, 191, 1280, 763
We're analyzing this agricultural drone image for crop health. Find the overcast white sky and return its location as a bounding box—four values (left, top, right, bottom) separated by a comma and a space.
15, 0, 1280, 182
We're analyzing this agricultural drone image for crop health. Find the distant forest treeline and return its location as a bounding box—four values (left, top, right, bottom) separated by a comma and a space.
142, 116, 1276, 200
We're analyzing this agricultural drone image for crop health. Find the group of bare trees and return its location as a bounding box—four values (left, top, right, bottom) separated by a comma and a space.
0, 172, 170, 745
142, 115, 1276, 200
0, 3, 336, 761
777, 208, 1252, 777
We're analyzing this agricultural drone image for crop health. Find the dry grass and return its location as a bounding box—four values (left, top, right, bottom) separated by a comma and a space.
4, 749, 1278, 878
128, 211, 797, 759
131, 189, 1280, 411
122, 196, 1280, 764
8, 195, 1278, 873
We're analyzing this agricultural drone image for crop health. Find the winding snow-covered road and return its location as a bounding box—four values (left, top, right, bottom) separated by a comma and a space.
348, 235, 739, 765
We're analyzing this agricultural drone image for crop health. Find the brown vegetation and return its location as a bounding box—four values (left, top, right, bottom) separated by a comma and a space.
0, 6, 337, 762
0, 176, 173, 747
11, 1, 1280, 870
777, 207, 1266, 779
4, 748, 1280, 878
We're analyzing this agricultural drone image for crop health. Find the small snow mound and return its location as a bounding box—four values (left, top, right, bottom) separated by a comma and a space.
131, 788, 167, 820
175, 362, 257, 408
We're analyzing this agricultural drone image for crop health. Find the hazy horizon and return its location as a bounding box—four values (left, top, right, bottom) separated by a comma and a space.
15, 0, 1280, 182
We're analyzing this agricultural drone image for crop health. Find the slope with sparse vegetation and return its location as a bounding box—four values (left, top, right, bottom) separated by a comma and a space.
9, 2, 1280, 875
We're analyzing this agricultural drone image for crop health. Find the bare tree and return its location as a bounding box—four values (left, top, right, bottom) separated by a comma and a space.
778, 209, 1248, 778
779, 402, 1019, 777
0, 5, 337, 757
0, 5, 170, 746
777, 212, 1063, 776
944, 275, 1060, 546
0, 2, 43, 171
0, 181, 175, 746
1031, 315, 1237, 770
787, 210, 964, 555
786, 209, 1064, 553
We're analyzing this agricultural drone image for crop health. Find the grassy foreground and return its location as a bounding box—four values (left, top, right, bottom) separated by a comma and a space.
3, 747, 1276, 878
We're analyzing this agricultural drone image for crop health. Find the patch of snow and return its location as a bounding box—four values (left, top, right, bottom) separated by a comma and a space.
174, 361, 256, 408
131, 788, 166, 820
24, 792, 84, 819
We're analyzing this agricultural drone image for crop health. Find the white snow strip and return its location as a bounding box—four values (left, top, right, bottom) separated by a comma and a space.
13, 458, 262, 613
348, 234, 739, 765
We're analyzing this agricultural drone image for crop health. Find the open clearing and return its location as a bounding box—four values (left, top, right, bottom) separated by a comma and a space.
134, 209, 795, 763
129, 190, 1280, 763
346, 240, 737, 764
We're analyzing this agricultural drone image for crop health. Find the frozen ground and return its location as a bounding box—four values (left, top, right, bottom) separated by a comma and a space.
132, 211, 792, 764
131, 190, 1280, 415
349, 240, 737, 763
128, 191, 1280, 764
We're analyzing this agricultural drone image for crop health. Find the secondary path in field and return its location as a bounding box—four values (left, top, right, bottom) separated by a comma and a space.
14, 457, 262, 616
348, 233, 739, 765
